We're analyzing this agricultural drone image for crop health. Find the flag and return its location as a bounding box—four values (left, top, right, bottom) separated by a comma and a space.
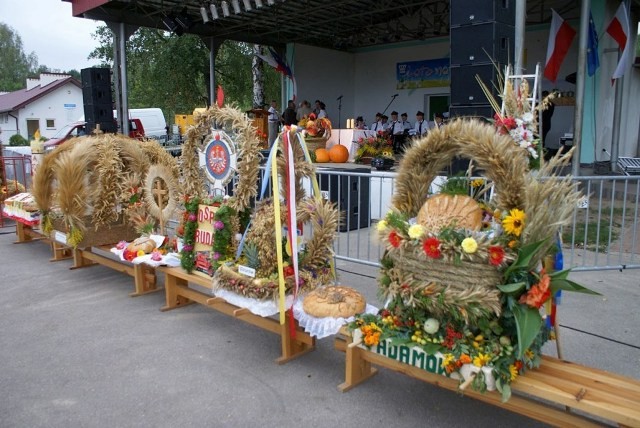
544, 9, 577, 82
606, 2, 631, 81
216, 85, 224, 108
255, 47, 297, 100
587, 11, 600, 76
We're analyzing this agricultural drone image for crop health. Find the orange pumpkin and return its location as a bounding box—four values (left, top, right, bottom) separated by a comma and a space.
329, 144, 349, 163
315, 148, 330, 163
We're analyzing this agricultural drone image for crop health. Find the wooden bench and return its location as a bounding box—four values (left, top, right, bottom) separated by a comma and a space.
158, 267, 315, 364
14, 222, 72, 262
334, 327, 640, 428
71, 246, 160, 297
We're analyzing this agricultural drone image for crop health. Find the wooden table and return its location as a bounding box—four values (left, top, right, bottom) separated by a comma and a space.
334, 327, 640, 428
71, 246, 160, 297
14, 222, 72, 262
159, 267, 315, 364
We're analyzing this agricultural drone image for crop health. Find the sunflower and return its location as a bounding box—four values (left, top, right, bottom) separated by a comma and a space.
502, 208, 526, 237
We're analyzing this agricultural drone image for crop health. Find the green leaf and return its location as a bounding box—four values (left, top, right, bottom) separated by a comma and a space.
550, 278, 601, 296
512, 304, 543, 359
501, 384, 512, 403
496, 282, 526, 295
421, 342, 441, 355
504, 239, 548, 277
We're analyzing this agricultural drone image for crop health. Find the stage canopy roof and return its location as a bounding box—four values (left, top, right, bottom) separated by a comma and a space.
65, 0, 599, 51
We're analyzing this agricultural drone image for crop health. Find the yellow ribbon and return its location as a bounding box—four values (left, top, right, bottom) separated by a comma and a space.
271, 140, 287, 324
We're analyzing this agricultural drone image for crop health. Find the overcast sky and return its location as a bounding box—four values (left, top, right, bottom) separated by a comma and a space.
0, 0, 102, 72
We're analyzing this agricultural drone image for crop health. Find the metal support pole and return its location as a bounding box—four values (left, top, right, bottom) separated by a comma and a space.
572, 0, 591, 176
208, 37, 216, 106
514, 0, 526, 74
119, 22, 129, 136
610, 1, 631, 171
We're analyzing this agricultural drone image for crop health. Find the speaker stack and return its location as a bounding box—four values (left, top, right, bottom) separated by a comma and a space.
319, 168, 370, 232
449, 0, 515, 120
81, 67, 116, 134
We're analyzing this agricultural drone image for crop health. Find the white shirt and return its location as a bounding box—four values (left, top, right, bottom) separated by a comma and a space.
413, 120, 429, 136
388, 120, 402, 135
317, 109, 327, 119
268, 106, 279, 122
370, 121, 383, 132
402, 120, 413, 131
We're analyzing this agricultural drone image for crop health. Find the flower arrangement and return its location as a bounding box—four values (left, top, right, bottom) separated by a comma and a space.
349, 120, 598, 401
298, 113, 331, 139
353, 132, 394, 163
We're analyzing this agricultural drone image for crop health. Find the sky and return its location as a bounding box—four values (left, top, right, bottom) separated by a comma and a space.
0, 0, 102, 72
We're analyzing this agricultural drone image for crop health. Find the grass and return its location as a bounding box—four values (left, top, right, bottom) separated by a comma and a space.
562, 202, 637, 252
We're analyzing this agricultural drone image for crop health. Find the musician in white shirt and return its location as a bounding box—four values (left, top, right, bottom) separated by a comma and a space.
370, 113, 383, 132
413, 111, 429, 137
268, 100, 280, 146
400, 112, 412, 132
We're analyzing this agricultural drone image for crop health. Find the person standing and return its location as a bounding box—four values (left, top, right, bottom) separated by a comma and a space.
268, 100, 280, 146
296, 100, 313, 121
283, 100, 297, 126
370, 113, 383, 132
401, 112, 412, 133
433, 113, 445, 129
317, 102, 328, 119
387, 111, 404, 153
541, 91, 556, 160
413, 111, 429, 137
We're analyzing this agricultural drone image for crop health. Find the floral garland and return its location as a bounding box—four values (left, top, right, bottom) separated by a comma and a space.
179, 196, 200, 273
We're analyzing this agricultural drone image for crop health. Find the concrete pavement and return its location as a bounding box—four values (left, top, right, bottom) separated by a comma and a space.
0, 220, 638, 428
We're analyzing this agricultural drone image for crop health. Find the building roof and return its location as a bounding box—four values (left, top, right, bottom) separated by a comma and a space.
64, 0, 602, 52
0, 77, 81, 114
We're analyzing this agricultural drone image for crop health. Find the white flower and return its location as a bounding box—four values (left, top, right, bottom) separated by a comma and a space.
522, 112, 534, 123
408, 224, 425, 239
376, 220, 388, 231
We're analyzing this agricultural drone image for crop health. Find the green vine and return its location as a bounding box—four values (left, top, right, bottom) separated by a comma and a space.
212, 204, 236, 270
180, 196, 200, 272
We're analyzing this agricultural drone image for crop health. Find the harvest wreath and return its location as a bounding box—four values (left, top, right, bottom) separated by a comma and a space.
178, 105, 339, 300
349, 119, 598, 401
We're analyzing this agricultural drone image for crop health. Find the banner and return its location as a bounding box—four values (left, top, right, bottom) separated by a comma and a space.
193, 204, 218, 278
396, 58, 450, 89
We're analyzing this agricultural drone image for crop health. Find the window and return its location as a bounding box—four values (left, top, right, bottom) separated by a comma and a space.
46, 119, 55, 129
0, 113, 8, 124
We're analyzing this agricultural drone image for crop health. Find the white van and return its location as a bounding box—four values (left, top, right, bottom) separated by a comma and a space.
111, 108, 167, 142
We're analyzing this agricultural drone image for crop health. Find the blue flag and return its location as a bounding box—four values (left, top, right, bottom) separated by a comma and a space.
587, 11, 600, 76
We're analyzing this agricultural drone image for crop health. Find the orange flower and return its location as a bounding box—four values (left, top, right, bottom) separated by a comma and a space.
459, 354, 472, 365
519, 270, 551, 308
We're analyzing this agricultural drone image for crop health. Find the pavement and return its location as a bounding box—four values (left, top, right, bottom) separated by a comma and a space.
0, 220, 639, 428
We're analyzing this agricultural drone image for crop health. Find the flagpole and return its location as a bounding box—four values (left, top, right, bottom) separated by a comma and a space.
571, 0, 591, 176
610, 0, 631, 172
514, 0, 526, 74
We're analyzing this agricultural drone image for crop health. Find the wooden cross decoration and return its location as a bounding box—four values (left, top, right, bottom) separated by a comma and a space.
152, 178, 168, 236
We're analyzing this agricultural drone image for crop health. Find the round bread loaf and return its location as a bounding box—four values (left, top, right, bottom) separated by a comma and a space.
303, 286, 366, 318
416, 194, 482, 233
126, 237, 157, 254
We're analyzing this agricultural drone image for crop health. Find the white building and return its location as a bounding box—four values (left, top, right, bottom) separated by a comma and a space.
0, 73, 83, 143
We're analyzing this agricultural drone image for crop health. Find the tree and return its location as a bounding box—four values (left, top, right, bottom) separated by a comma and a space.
88, 25, 280, 121
0, 23, 38, 91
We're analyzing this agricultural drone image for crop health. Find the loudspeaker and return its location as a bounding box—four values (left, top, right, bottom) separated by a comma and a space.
450, 64, 502, 105
450, 23, 514, 66
84, 104, 114, 123
319, 168, 370, 232
82, 85, 112, 105
450, 0, 515, 27
81, 67, 111, 88
449, 105, 494, 119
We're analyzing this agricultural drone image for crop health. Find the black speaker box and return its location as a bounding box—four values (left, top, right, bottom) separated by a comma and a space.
450, 23, 514, 66
450, 64, 503, 105
84, 103, 114, 123
81, 67, 111, 88
82, 85, 112, 106
319, 169, 370, 232
449, 105, 494, 119
85, 121, 117, 134
450, 0, 516, 27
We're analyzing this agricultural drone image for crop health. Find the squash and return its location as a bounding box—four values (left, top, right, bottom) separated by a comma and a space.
329, 144, 349, 163
315, 148, 330, 163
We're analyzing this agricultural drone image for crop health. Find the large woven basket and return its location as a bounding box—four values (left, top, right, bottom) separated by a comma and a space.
51, 214, 138, 249
304, 136, 328, 153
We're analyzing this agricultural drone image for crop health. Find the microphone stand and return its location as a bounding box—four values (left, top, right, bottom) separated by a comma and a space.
382, 94, 398, 116
337, 97, 343, 146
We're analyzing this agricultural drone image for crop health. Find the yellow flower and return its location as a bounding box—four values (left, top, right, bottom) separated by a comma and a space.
461, 237, 478, 253
502, 208, 526, 237
509, 364, 519, 381
408, 224, 425, 239
136, 249, 146, 257
473, 353, 491, 367
376, 220, 388, 231
525, 349, 535, 360
471, 179, 484, 188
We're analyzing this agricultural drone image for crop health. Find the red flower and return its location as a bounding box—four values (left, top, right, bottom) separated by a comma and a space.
388, 231, 402, 248
123, 249, 136, 262
423, 237, 441, 258
519, 270, 551, 308
488, 245, 505, 266
283, 266, 295, 277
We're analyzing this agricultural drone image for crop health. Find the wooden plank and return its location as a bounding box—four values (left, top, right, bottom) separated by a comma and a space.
49, 241, 72, 262
334, 328, 639, 427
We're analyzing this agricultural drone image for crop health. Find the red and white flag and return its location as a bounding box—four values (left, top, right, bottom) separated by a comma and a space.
606, 2, 631, 81
544, 9, 577, 82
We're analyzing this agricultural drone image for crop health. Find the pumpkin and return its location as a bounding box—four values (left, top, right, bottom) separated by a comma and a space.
329, 144, 349, 163
315, 148, 330, 163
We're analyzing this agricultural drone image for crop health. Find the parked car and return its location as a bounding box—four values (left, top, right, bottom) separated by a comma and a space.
43, 118, 145, 152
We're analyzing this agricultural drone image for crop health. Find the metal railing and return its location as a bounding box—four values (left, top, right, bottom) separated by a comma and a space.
1, 153, 32, 227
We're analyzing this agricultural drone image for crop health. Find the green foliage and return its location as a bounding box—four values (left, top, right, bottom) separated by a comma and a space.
212, 204, 236, 270
0, 23, 38, 91
9, 134, 28, 146
88, 26, 281, 122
